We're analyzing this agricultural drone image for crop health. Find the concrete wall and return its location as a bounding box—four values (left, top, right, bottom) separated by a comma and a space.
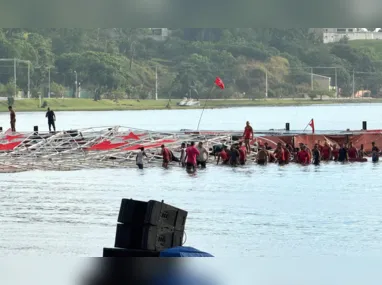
323, 32, 382, 43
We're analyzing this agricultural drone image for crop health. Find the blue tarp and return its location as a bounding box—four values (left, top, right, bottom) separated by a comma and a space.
160, 246, 214, 257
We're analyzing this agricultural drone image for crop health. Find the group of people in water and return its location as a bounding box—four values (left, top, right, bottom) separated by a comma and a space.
135, 121, 381, 171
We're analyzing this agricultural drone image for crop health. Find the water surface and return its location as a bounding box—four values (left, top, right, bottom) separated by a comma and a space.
1, 104, 382, 257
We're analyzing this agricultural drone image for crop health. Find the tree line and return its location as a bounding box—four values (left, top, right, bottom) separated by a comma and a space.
0, 28, 382, 100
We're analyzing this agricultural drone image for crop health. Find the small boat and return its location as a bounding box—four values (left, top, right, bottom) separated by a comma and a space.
177, 97, 200, 106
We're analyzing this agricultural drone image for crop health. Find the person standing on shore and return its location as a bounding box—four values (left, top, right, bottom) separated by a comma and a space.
46, 108, 56, 132
8, 106, 16, 133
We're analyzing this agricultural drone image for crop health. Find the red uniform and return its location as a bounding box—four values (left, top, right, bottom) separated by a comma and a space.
297, 150, 309, 164
244, 126, 253, 139
220, 149, 229, 162
162, 147, 171, 162
283, 147, 290, 163
321, 146, 331, 160
332, 149, 339, 160
348, 147, 357, 159
275, 148, 285, 163
239, 146, 247, 162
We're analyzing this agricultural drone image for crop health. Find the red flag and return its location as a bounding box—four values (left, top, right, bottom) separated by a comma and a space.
308, 119, 315, 133
214, 77, 225, 89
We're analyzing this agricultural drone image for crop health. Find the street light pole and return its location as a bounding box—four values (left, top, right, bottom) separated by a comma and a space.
14, 58, 17, 98
27, 61, 30, 98
48, 67, 51, 99
352, 69, 355, 98
155, 66, 158, 100
265, 69, 268, 99
74, 70, 77, 98
311, 67, 313, 90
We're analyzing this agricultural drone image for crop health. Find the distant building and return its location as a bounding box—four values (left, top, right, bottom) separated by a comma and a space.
147, 28, 171, 41
310, 28, 382, 43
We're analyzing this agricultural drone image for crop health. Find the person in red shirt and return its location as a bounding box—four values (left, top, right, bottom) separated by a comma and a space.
217, 145, 229, 165
347, 142, 358, 160
184, 141, 200, 173
321, 141, 332, 161
283, 144, 291, 164
161, 144, 171, 168
242, 121, 254, 153
274, 142, 286, 165
331, 144, 339, 161
238, 141, 247, 165
297, 145, 310, 165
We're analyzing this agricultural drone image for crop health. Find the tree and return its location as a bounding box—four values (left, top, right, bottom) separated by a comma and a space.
50, 82, 66, 98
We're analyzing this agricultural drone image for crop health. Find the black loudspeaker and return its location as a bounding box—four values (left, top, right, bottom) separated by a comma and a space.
362, 121, 367, 130
103, 247, 160, 257
114, 223, 184, 251
285, 123, 290, 131
117, 199, 187, 231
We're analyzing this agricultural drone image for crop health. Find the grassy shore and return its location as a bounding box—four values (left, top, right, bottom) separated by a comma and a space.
0, 97, 380, 112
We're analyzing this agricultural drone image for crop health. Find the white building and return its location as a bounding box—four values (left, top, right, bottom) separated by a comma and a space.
310, 28, 382, 43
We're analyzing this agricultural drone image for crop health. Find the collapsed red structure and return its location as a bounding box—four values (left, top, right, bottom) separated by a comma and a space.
253, 132, 382, 152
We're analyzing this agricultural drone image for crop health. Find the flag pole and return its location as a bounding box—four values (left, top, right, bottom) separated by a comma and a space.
303, 118, 314, 133
196, 86, 215, 131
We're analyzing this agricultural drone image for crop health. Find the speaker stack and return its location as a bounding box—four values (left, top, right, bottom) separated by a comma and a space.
103, 199, 188, 257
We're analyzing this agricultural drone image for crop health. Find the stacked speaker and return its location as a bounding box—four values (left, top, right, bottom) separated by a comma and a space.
103, 199, 188, 257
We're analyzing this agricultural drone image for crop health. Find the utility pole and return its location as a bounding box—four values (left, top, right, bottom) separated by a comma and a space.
14, 58, 17, 98
27, 61, 30, 98
48, 67, 51, 99
311, 67, 314, 90
74, 70, 78, 98
352, 69, 355, 98
265, 69, 268, 99
155, 66, 158, 100
335, 67, 338, 98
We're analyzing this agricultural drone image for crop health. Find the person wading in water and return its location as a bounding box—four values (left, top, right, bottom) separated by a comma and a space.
338, 143, 348, 163
160, 144, 171, 168
242, 121, 254, 153
256, 147, 268, 165
8, 106, 16, 132
136, 147, 147, 169
185, 141, 200, 173
312, 144, 321, 165
371, 142, 380, 162
229, 145, 240, 166
46, 108, 56, 132
179, 143, 186, 167
196, 142, 208, 169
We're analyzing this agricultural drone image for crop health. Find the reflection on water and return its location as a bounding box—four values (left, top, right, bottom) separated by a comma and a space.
1, 160, 382, 257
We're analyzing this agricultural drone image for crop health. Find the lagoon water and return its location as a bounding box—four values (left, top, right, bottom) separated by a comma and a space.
1, 104, 382, 257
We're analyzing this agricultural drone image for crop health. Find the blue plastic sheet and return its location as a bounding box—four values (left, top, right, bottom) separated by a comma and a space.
160, 246, 214, 257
